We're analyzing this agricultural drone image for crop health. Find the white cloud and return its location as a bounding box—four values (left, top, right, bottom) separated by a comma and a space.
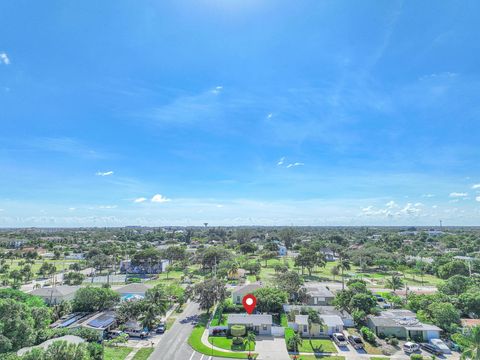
0, 53, 10, 65
96, 171, 114, 176
476, 196, 480, 202
449, 192, 468, 198
472, 184, 480, 189
277, 157, 285, 166
151, 194, 171, 203
0, 209, 4, 212
68, 207, 76, 211
212, 86, 223, 95
422, 194, 435, 198
134, 197, 147, 203
399, 203, 422, 216
98, 205, 117, 209
286, 162, 304, 168
386, 200, 397, 209
267, 113, 273, 119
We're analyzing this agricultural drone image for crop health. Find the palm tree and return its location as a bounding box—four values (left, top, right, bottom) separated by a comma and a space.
228, 261, 239, 279
245, 331, 256, 358
307, 310, 322, 341
338, 256, 351, 290
288, 331, 303, 360
386, 274, 404, 292
139, 303, 158, 330
461, 325, 480, 360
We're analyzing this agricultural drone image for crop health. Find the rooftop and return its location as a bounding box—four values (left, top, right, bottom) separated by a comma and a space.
227, 314, 272, 326
368, 310, 441, 331
303, 283, 335, 298
30, 285, 80, 297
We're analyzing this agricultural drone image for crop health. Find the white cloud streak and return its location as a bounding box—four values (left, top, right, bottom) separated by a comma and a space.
151, 194, 171, 203
0, 52, 10, 65
96, 171, 114, 176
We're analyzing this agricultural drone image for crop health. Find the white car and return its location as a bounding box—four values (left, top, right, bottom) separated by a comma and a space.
403, 341, 420, 353
430, 339, 452, 354
332, 333, 348, 346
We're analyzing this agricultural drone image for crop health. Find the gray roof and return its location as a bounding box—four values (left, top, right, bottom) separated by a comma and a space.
227, 314, 272, 326
321, 315, 344, 327
368, 309, 441, 331
30, 285, 80, 297
116, 283, 153, 294
283, 305, 352, 320
303, 283, 334, 298
18, 335, 84, 356
232, 283, 262, 296
295, 315, 309, 326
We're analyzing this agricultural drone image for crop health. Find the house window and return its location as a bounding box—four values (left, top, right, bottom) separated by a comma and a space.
263, 325, 267, 330
304, 325, 308, 332
237, 296, 240, 303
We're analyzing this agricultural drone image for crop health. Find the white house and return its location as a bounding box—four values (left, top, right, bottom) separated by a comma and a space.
293, 314, 344, 337
227, 314, 272, 335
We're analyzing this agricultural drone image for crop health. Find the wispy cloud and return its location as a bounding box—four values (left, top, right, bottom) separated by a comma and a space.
133, 197, 147, 203
96, 171, 114, 176
97, 205, 117, 209
476, 196, 480, 202
212, 85, 223, 95
29, 137, 108, 159
421, 194, 435, 198
286, 162, 304, 168
151, 194, 171, 203
449, 192, 468, 198
277, 157, 285, 166
472, 184, 480, 189
0, 52, 10, 65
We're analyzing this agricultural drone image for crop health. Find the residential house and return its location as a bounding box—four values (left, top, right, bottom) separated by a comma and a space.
303, 283, 335, 305
69, 310, 117, 338
294, 314, 344, 337
367, 310, 441, 341
30, 285, 80, 305
283, 305, 354, 327
119, 259, 170, 274
227, 314, 272, 335
231, 283, 263, 304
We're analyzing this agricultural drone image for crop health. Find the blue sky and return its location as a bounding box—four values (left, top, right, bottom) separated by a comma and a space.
1, 0, 480, 226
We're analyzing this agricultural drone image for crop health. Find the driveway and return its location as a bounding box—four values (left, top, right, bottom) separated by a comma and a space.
255, 336, 290, 360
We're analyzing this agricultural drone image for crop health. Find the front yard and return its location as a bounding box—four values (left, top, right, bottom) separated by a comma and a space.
285, 328, 336, 353
209, 336, 256, 351
104, 346, 133, 360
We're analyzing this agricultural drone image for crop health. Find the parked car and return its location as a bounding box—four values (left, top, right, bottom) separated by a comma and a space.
125, 328, 149, 339
332, 333, 348, 346
403, 341, 420, 353
155, 323, 165, 334
420, 343, 443, 356
348, 335, 364, 349
106, 330, 129, 340
443, 338, 460, 351
430, 339, 452, 354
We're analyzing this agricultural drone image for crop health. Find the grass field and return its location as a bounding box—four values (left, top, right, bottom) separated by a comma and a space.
297, 339, 337, 353
209, 336, 256, 351
3, 259, 83, 274
104, 346, 133, 360
132, 347, 154, 360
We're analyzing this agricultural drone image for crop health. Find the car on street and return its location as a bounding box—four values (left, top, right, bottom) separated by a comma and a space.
403, 341, 420, 353
155, 323, 166, 334
106, 330, 129, 340
348, 335, 364, 349
332, 333, 348, 346
125, 328, 149, 339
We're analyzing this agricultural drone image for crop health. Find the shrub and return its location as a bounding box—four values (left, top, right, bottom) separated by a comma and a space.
410, 354, 423, 360
231, 325, 246, 337
360, 326, 376, 344
232, 336, 244, 345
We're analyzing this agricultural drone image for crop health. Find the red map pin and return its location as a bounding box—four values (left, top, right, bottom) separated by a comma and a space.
242, 294, 257, 314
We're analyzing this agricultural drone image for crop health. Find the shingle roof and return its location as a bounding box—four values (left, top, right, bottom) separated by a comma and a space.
227, 314, 272, 326
232, 283, 262, 296
116, 283, 153, 294
303, 283, 334, 298
30, 285, 80, 297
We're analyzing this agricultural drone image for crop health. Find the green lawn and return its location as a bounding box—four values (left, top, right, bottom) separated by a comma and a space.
104, 346, 133, 360
209, 336, 255, 351
132, 347, 154, 360
298, 339, 337, 353
188, 314, 256, 358
166, 316, 176, 330
4, 259, 83, 275
211, 314, 228, 326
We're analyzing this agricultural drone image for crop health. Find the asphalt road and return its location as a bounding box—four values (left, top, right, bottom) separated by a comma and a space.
148, 301, 227, 360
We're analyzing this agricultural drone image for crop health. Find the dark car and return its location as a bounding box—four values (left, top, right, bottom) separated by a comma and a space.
420, 343, 443, 356
348, 335, 364, 349
155, 324, 165, 334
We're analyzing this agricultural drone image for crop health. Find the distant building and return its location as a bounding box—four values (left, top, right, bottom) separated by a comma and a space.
231, 283, 263, 304
119, 259, 170, 274
367, 310, 441, 341
278, 245, 287, 256
69, 310, 117, 338
115, 283, 153, 300
30, 285, 80, 305
227, 314, 272, 335
65, 253, 85, 260
283, 305, 354, 327
302, 283, 335, 306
